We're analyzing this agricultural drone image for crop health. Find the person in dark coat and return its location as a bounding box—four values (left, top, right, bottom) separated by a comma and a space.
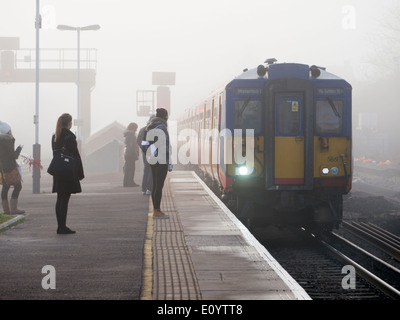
51, 113, 84, 234
123, 122, 139, 187
0, 121, 24, 215
137, 115, 155, 195
145, 108, 173, 219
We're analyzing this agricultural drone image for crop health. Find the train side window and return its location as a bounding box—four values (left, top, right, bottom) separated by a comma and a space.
316, 100, 343, 133
278, 100, 300, 135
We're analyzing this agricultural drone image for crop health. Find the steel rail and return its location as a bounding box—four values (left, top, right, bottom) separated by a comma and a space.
361, 223, 400, 246
342, 221, 400, 262
320, 238, 400, 300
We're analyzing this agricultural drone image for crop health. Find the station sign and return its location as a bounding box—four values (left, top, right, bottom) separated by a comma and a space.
152, 72, 175, 86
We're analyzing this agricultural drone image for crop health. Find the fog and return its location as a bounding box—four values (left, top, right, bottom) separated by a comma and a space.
0, 0, 399, 162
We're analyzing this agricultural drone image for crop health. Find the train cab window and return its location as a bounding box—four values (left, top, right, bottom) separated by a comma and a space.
277, 100, 301, 135
235, 100, 262, 133
316, 99, 343, 133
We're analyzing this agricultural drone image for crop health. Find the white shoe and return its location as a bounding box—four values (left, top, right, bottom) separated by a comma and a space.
145, 190, 152, 195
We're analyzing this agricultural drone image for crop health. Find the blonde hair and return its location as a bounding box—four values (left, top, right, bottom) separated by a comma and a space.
54, 113, 72, 142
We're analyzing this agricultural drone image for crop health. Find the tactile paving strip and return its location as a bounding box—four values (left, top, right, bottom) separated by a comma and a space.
152, 178, 202, 300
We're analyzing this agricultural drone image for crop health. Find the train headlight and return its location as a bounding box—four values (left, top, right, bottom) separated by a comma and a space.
321, 167, 330, 175
236, 166, 253, 175
331, 167, 339, 175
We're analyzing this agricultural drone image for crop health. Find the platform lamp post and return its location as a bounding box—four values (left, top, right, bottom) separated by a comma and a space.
56, 24, 100, 152
33, 0, 41, 194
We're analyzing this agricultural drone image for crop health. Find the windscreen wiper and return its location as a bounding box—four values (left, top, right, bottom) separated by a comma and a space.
237, 97, 251, 125
327, 97, 341, 118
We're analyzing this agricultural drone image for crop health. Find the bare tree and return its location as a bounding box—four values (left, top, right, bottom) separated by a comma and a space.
367, 3, 400, 76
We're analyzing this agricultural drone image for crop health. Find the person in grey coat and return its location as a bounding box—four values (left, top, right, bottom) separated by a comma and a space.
145, 108, 172, 219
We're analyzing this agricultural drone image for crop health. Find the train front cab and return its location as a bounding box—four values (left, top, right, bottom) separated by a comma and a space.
264, 64, 352, 229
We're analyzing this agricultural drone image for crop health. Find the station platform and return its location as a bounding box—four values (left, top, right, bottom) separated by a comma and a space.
0, 169, 310, 300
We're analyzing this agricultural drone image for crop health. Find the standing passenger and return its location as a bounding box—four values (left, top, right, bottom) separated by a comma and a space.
0, 121, 25, 215
145, 108, 172, 219
51, 113, 84, 234
137, 115, 155, 195
123, 122, 139, 187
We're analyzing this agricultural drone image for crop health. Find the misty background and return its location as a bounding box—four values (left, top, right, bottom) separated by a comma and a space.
0, 0, 399, 163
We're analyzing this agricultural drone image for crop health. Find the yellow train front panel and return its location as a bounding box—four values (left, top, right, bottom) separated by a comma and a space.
313, 137, 351, 177
274, 136, 305, 185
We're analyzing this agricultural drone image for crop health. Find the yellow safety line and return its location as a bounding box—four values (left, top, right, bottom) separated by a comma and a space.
140, 198, 153, 300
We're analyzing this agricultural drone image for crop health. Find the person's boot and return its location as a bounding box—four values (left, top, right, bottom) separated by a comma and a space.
56, 209, 62, 233
57, 226, 76, 234
9, 199, 25, 215
1, 200, 11, 215
57, 210, 75, 234
153, 209, 169, 219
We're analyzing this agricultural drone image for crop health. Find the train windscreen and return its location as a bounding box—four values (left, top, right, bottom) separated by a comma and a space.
316, 99, 343, 133
234, 99, 262, 133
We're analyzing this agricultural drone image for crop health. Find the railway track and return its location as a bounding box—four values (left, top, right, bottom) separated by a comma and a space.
259, 226, 400, 300
322, 232, 400, 299
341, 221, 400, 263
194, 168, 400, 299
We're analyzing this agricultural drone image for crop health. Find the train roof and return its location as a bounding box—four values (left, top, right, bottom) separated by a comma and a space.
179, 61, 350, 119
233, 62, 345, 82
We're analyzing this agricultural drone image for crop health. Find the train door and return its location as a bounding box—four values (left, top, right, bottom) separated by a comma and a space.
265, 78, 313, 191
274, 93, 305, 185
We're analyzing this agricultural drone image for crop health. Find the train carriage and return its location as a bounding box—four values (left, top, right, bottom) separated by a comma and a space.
177, 59, 352, 230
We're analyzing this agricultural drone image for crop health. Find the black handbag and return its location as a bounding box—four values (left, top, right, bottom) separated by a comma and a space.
47, 148, 79, 182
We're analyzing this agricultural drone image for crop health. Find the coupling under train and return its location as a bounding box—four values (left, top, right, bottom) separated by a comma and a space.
176, 59, 352, 230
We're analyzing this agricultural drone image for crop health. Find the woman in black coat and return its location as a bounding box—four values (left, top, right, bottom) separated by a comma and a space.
51, 113, 84, 234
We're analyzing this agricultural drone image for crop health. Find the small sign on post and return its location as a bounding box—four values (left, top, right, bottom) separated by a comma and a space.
74, 119, 84, 127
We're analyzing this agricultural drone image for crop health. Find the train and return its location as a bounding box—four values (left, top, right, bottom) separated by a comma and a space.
175, 59, 352, 230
